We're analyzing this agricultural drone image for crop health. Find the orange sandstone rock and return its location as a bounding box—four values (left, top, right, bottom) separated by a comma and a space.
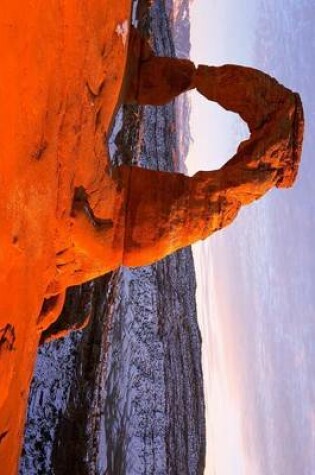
0, 1, 132, 472
119, 34, 303, 265
123, 26, 196, 105
0, 11, 304, 474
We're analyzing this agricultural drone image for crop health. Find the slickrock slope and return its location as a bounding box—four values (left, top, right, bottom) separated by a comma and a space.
0, 1, 132, 472
1, 0, 303, 472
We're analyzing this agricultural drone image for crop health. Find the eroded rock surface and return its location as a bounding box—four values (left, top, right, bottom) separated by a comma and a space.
0, 0, 132, 471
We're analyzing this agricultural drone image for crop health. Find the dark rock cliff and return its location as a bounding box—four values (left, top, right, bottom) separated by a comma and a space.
20, 1, 205, 474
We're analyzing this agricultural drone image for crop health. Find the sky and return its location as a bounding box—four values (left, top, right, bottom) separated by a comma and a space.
187, 1, 315, 474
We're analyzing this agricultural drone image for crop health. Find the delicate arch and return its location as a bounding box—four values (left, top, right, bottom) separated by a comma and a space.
113, 27, 304, 266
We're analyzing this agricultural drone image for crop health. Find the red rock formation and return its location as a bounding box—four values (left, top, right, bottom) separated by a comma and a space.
0, 1, 132, 472
119, 29, 303, 265
0, 10, 303, 474
123, 26, 196, 105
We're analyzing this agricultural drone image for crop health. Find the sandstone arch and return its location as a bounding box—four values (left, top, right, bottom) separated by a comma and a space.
64, 27, 303, 277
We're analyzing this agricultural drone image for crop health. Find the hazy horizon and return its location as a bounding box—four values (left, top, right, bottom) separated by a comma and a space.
187, 1, 315, 474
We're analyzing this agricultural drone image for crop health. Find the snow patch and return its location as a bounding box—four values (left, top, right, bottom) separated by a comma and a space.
132, 0, 139, 27
115, 20, 129, 47
108, 107, 123, 158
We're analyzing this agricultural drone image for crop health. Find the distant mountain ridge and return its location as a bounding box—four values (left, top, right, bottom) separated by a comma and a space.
165, 0, 193, 173
167, 0, 192, 58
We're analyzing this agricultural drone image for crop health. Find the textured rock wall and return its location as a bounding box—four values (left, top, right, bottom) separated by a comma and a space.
0, 1, 132, 471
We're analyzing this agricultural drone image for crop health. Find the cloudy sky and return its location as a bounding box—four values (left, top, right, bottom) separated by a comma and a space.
187, 1, 315, 474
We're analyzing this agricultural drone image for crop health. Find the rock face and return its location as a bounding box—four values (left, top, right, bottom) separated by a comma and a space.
0, 1, 133, 472
0, 1, 304, 472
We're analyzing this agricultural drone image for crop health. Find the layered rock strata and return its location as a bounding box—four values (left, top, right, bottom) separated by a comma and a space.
0, 3, 303, 472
